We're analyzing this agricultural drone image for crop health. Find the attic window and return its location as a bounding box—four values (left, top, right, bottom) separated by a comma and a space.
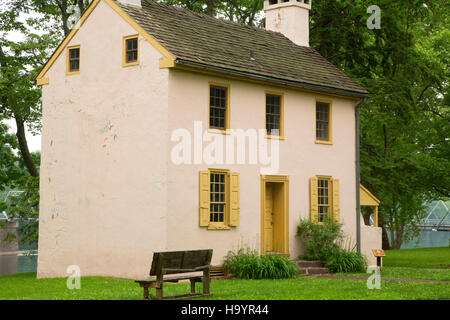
123, 35, 139, 66
67, 46, 80, 75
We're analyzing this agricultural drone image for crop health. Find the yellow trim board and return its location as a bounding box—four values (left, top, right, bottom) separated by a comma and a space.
360, 184, 380, 206
35, 0, 100, 83
35, 0, 176, 85
104, 0, 175, 63
36, 77, 49, 86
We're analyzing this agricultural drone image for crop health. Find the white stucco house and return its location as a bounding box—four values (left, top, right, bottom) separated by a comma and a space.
36, 0, 381, 279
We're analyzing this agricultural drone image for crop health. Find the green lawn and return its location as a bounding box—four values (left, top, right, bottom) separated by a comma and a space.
0, 272, 449, 300
0, 247, 449, 300
335, 247, 450, 281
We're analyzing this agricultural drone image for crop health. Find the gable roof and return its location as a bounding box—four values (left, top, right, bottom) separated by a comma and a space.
117, 0, 369, 98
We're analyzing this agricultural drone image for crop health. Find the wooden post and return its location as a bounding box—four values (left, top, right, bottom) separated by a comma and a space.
374, 206, 378, 227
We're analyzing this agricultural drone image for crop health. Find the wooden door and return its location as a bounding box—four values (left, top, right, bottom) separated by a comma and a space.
264, 183, 274, 252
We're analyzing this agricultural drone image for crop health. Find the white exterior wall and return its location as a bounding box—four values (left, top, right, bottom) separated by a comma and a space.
38, 0, 169, 278
167, 69, 360, 265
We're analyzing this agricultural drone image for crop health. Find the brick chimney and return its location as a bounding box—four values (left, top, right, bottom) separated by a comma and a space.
264, 0, 311, 47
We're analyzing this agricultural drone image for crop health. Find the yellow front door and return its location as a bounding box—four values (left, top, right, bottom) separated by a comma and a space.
264, 183, 274, 252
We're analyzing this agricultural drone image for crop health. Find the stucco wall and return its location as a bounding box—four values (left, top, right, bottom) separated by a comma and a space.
361, 224, 382, 266
167, 69, 360, 266
38, 0, 169, 278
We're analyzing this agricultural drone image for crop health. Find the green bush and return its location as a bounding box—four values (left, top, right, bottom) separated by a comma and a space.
296, 218, 344, 261
222, 248, 299, 279
325, 250, 367, 273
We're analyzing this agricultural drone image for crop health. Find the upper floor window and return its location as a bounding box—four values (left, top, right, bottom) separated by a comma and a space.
123, 35, 139, 66
209, 83, 229, 132
315, 100, 332, 143
265, 92, 284, 138
67, 46, 80, 75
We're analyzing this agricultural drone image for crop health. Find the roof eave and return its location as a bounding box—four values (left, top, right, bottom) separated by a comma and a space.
174, 59, 370, 100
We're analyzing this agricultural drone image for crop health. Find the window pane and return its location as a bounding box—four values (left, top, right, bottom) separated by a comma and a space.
209, 86, 228, 130
209, 172, 226, 223
316, 102, 330, 141
266, 94, 281, 135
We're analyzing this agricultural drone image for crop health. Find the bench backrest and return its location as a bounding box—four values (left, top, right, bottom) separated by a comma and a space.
149, 249, 213, 276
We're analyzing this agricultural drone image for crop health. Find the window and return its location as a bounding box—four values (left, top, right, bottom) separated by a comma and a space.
67, 46, 80, 75
123, 35, 139, 66
310, 176, 340, 223
209, 84, 229, 132
199, 170, 240, 229
315, 100, 332, 143
317, 178, 330, 222
210, 172, 226, 223
265, 92, 284, 138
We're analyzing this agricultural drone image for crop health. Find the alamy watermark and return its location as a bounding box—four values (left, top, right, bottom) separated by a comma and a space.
171, 121, 280, 174
367, 5, 381, 30
366, 266, 381, 289
66, 265, 81, 290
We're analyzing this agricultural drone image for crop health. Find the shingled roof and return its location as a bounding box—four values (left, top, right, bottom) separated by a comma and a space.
117, 0, 368, 98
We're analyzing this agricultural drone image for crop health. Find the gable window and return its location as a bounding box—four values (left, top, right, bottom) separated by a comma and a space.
315, 100, 332, 143
123, 35, 139, 66
310, 176, 340, 224
67, 46, 80, 75
209, 83, 229, 132
265, 92, 284, 138
199, 169, 240, 229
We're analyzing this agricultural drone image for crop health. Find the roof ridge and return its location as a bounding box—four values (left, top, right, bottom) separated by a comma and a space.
139, 0, 304, 44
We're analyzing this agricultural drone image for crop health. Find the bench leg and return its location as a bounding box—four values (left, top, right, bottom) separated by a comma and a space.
203, 269, 210, 295
143, 287, 149, 300
190, 279, 196, 294
156, 285, 163, 300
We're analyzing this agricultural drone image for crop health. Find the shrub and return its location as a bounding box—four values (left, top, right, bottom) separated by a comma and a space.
222, 248, 299, 279
296, 218, 344, 261
325, 250, 367, 273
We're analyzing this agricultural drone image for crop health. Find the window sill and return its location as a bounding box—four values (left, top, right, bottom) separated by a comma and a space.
207, 224, 231, 230
265, 134, 285, 140
315, 140, 333, 145
208, 128, 230, 135
66, 71, 80, 76
122, 61, 139, 68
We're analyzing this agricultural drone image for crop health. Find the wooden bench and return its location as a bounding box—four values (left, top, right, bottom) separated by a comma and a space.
135, 249, 213, 300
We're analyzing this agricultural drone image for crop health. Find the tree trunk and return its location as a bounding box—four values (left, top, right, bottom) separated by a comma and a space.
205, 0, 217, 16
14, 114, 39, 178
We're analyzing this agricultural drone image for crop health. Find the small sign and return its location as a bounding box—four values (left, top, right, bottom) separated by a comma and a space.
372, 249, 386, 257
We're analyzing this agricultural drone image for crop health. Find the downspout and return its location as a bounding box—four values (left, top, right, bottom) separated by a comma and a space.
355, 97, 368, 253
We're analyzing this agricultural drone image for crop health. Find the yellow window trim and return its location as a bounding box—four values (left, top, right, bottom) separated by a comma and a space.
35, 0, 175, 85
122, 35, 139, 67
208, 82, 231, 132
265, 90, 285, 139
315, 98, 333, 145
207, 168, 230, 230
312, 175, 340, 224
66, 45, 81, 75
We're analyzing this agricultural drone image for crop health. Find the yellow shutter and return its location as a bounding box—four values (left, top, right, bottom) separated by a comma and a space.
199, 171, 210, 227
310, 177, 319, 223
229, 172, 240, 226
332, 178, 340, 223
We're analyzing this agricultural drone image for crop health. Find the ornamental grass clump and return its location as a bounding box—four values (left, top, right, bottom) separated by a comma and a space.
324, 250, 367, 273
222, 248, 299, 279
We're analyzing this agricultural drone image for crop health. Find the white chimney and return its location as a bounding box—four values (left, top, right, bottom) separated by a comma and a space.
264, 0, 311, 47
117, 0, 142, 8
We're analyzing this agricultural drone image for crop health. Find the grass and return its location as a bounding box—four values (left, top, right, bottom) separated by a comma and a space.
1, 247, 449, 300
0, 272, 449, 300
335, 247, 450, 281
